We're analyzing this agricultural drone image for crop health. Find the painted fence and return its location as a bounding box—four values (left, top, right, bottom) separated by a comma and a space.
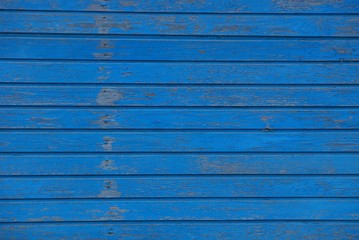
0, 1, 358, 239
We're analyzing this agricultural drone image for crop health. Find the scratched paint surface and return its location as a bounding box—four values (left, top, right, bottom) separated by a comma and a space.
0, 1, 358, 239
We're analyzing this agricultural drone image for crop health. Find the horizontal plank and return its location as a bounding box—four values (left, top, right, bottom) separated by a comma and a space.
1, 108, 358, 129
1, 176, 358, 198
1, 37, 359, 61
2, 12, 359, 37
1, 199, 358, 222
1, 154, 359, 175
1, 222, 358, 240
2, 62, 359, 84
0, 131, 358, 152
1, 86, 359, 106
0, 0, 358, 13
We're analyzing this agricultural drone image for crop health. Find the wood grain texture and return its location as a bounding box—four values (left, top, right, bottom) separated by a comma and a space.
1, 37, 358, 61
1, 1, 358, 236
1, 176, 358, 198
1, 108, 358, 129
0, 0, 358, 13
1, 153, 358, 175
2, 62, 359, 84
1, 86, 359, 106
1, 222, 358, 240
0, 131, 358, 152
2, 12, 359, 37
1, 199, 358, 222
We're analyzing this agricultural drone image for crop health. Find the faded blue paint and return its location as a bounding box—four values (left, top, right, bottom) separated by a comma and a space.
1, 37, 359, 61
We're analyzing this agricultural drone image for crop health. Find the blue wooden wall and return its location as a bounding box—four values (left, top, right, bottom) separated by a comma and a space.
0, 1, 359, 239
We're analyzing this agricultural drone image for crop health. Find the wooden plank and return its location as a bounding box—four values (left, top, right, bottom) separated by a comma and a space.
1, 86, 359, 107
1, 222, 358, 240
1, 199, 358, 222
1, 37, 358, 61
1, 176, 358, 198
1, 108, 358, 129
2, 12, 359, 37
0, 0, 358, 13
1, 153, 358, 175
2, 62, 359, 84
0, 131, 358, 152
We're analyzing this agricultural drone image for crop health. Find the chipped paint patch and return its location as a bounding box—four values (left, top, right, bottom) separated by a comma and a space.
272, 0, 341, 10
119, 0, 138, 7
107, 206, 128, 219
117, 20, 132, 31
28, 216, 64, 222
95, 15, 110, 34
197, 156, 243, 174
100, 159, 119, 171
94, 15, 133, 33
213, 25, 240, 33
98, 180, 122, 197
261, 116, 273, 131
87, 4, 108, 11
97, 66, 112, 82
332, 47, 353, 55
102, 136, 115, 151
93, 52, 114, 60
98, 40, 115, 49
86, 0, 110, 10
336, 25, 359, 36
96, 88, 123, 106
30, 117, 56, 126
93, 114, 120, 128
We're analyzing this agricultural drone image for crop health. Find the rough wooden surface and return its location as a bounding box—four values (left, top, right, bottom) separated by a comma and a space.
1, 131, 359, 152
1, 176, 358, 198
1, 1, 358, 239
1, 199, 358, 222
1, 0, 358, 13
1, 86, 359, 106
1, 108, 358, 129
1, 37, 359, 61
1, 222, 358, 240
2, 62, 358, 84
2, 12, 359, 36
1, 154, 358, 175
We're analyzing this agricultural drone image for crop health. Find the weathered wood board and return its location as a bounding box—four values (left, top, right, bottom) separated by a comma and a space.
0, 1, 358, 239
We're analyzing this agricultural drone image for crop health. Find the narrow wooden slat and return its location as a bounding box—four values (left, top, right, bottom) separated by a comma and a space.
1, 222, 358, 240
1, 37, 358, 61
1, 154, 358, 175
1, 62, 359, 84
1, 86, 359, 106
2, 12, 359, 36
1, 176, 358, 198
1, 199, 358, 222
1, 108, 358, 129
0, 0, 358, 13
0, 131, 358, 152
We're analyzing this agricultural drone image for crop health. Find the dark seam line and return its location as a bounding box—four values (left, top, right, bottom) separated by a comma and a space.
1, 174, 358, 178
0, 9, 359, 15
